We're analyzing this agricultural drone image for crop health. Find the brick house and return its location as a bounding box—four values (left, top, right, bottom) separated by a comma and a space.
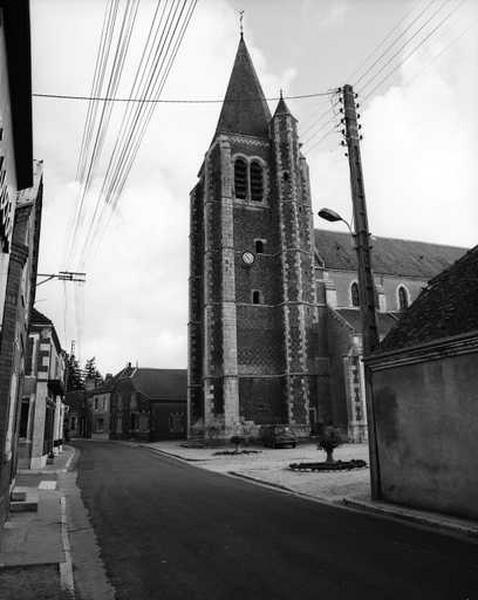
366, 245, 478, 520
187, 35, 467, 442
110, 368, 187, 441
0, 0, 35, 525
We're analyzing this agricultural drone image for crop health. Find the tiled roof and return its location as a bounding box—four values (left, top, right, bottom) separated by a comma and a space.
131, 368, 187, 401
31, 307, 52, 325
64, 390, 87, 410
30, 307, 62, 353
380, 245, 478, 352
334, 308, 399, 337
214, 36, 271, 139
315, 229, 466, 279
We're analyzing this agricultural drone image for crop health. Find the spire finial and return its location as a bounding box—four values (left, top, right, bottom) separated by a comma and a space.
238, 9, 244, 37
280, 88, 284, 99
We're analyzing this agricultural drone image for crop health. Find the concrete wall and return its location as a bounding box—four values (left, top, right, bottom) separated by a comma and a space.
370, 334, 478, 520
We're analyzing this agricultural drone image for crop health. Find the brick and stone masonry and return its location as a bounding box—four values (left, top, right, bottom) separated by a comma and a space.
187, 36, 326, 437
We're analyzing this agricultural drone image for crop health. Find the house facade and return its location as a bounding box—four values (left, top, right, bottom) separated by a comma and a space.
0, 0, 35, 524
187, 35, 467, 442
86, 374, 114, 439
366, 245, 478, 520
110, 368, 187, 441
20, 309, 66, 469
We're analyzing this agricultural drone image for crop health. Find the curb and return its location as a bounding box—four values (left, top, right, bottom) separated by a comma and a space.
136, 444, 478, 544
59, 495, 75, 597
342, 497, 478, 542
138, 444, 213, 462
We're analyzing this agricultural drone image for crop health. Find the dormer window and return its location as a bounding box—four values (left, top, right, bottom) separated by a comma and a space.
250, 161, 264, 202
234, 158, 248, 199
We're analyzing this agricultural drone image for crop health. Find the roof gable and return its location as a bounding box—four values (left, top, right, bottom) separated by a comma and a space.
214, 36, 271, 139
314, 229, 467, 279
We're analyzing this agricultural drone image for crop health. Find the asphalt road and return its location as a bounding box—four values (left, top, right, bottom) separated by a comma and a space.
74, 441, 478, 600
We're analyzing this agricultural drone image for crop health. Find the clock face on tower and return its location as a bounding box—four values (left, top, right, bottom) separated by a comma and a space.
241, 251, 255, 266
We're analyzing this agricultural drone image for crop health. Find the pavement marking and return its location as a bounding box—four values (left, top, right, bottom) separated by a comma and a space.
39, 480, 57, 490
59, 495, 75, 597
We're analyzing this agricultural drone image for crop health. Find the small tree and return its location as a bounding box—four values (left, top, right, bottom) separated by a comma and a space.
230, 435, 244, 453
317, 423, 343, 463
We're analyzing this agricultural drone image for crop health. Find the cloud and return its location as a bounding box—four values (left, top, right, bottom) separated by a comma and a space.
308, 7, 478, 248
32, 0, 294, 374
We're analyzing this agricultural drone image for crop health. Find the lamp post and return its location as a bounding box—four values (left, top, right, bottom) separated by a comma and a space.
318, 206, 381, 499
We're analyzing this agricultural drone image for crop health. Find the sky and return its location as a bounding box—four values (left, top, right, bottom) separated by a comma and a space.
30, 0, 478, 375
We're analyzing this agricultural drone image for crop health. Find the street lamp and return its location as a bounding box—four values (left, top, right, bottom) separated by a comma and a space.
317, 208, 354, 237
318, 206, 381, 499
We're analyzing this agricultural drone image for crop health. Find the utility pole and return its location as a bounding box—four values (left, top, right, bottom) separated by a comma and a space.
342, 83, 381, 499
36, 271, 86, 287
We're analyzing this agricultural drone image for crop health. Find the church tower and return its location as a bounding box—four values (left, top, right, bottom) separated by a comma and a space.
188, 36, 320, 437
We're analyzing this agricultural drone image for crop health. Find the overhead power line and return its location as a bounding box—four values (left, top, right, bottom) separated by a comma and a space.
32, 89, 336, 103
358, 0, 459, 94
361, 0, 466, 100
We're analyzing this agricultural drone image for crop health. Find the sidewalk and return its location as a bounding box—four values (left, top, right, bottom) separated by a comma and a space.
144, 440, 478, 542
0, 446, 75, 600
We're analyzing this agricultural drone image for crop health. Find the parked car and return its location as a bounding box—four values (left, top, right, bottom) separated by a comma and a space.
261, 425, 297, 449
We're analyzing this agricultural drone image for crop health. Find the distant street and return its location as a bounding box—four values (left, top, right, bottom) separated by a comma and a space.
73, 441, 478, 600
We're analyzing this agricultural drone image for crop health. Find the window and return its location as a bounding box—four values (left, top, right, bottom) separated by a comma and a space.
19, 398, 29, 438
252, 290, 262, 304
351, 282, 360, 307
255, 239, 264, 253
234, 158, 248, 199
250, 161, 264, 201
398, 286, 409, 311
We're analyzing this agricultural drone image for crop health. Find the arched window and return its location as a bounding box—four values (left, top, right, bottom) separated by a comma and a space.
252, 290, 262, 304
351, 282, 360, 307
250, 161, 264, 202
234, 158, 248, 199
398, 286, 409, 311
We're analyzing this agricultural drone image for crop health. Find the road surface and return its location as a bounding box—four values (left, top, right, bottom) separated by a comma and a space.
73, 441, 478, 600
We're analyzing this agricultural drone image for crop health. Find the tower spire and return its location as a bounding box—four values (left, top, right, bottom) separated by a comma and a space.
238, 9, 244, 38
214, 36, 271, 138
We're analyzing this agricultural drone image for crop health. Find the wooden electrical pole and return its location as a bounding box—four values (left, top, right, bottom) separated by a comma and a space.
342, 83, 381, 499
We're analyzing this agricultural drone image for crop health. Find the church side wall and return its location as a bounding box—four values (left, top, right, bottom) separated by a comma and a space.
326, 309, 354, 432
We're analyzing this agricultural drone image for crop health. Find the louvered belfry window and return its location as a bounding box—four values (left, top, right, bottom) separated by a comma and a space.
250, 161, 263, 202
234, 158, 248, 199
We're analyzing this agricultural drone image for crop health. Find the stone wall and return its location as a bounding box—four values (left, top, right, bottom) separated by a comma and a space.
368, 332, 478, 520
